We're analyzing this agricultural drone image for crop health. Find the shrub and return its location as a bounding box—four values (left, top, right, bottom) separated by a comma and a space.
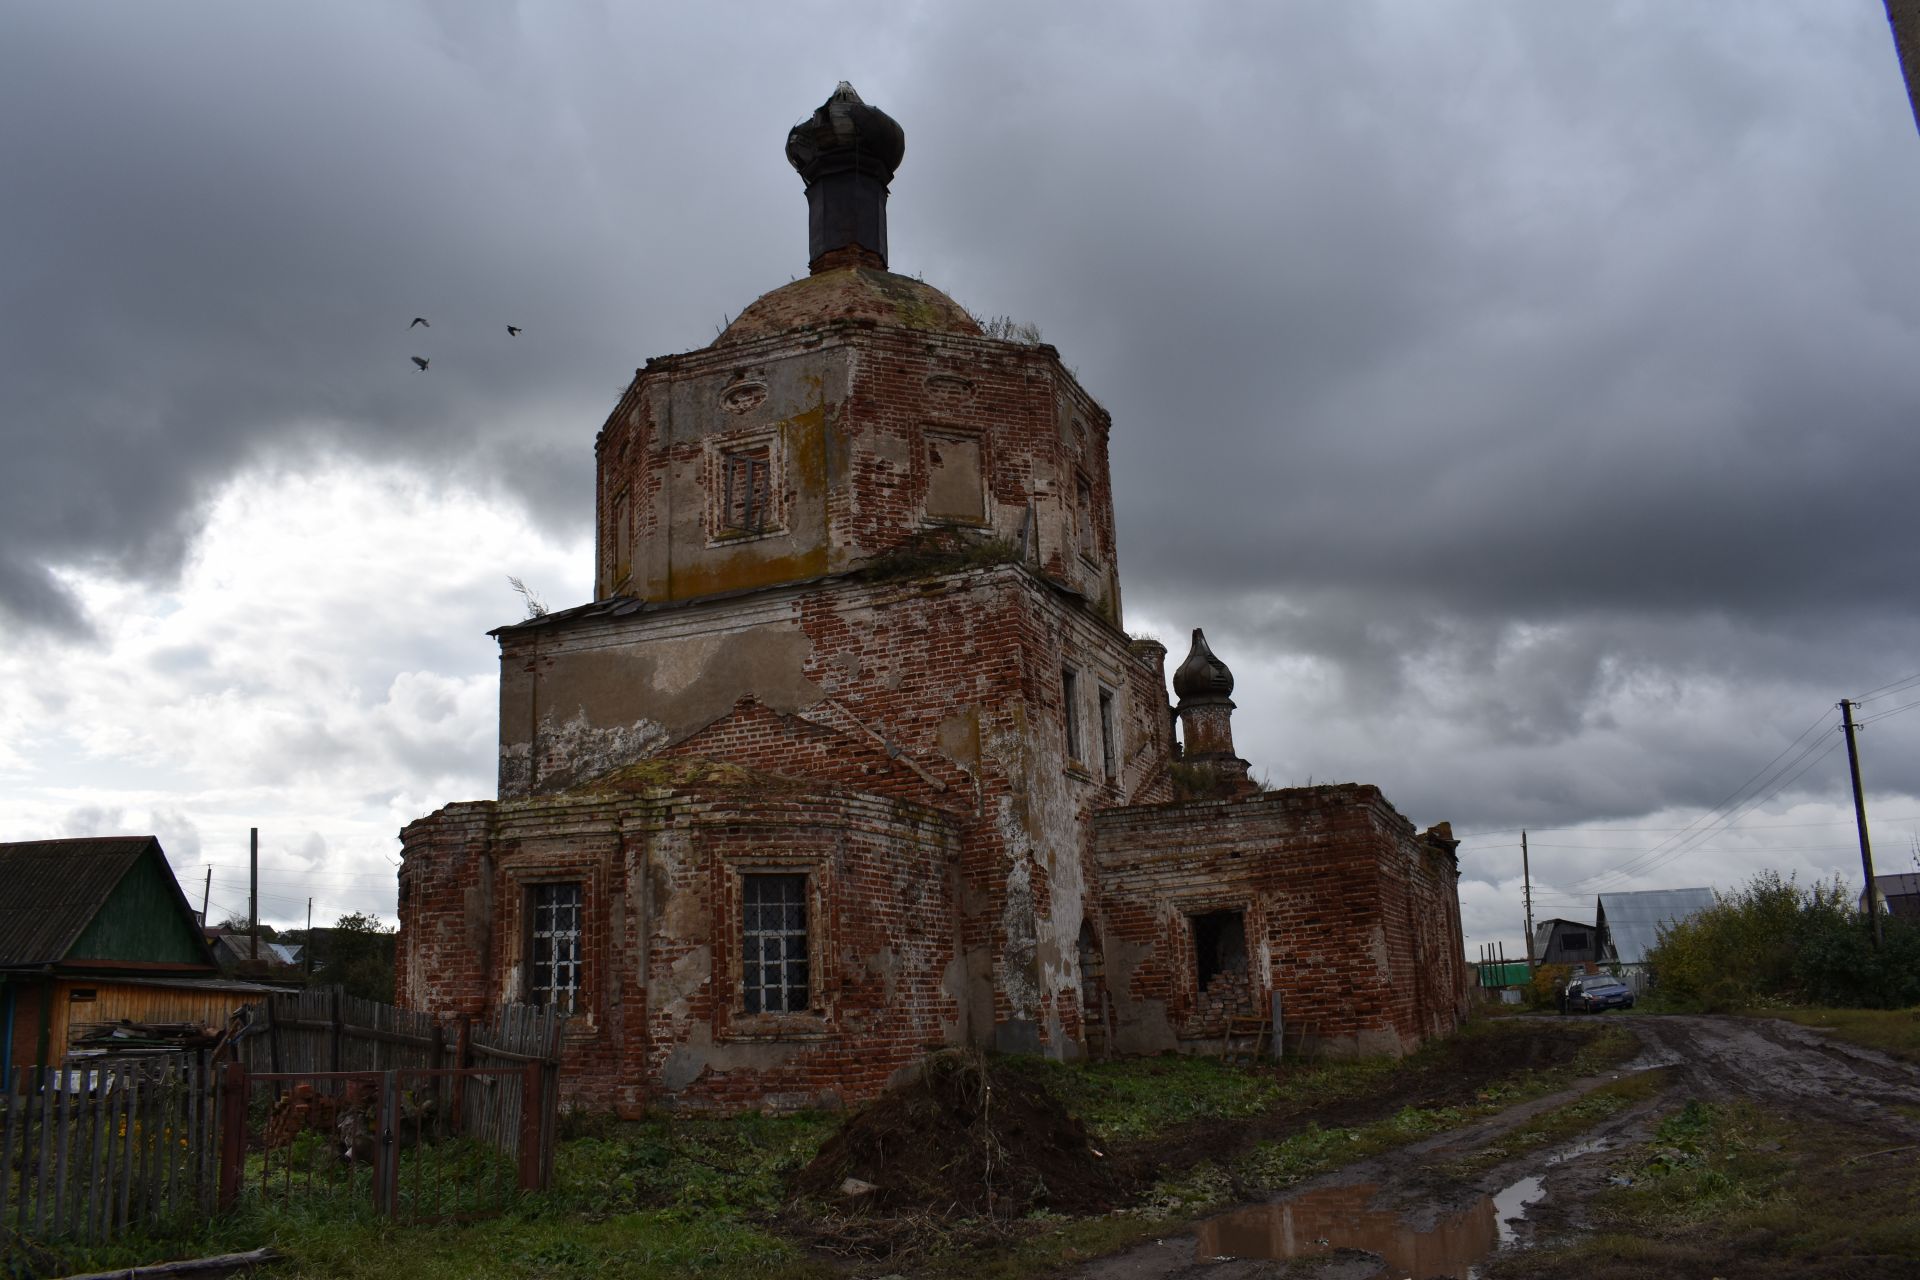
1525, 964, 1571, 1010
1648, 871, 1919, 1011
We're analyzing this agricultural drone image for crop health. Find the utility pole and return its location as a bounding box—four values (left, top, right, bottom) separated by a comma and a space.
305, 897, 314, 981
249, 827, 260, 963
1521, 830, 1536, 971
200, 867, 212, 926
1840, 700, 1884, 949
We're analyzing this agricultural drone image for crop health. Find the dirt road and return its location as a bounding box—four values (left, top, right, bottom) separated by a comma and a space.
1074, 1014, 1920, 1279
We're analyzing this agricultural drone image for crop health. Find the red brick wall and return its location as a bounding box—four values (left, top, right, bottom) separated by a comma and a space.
400, 782, 962, 1114
590, 322, 1121, 615
1092, 784, 1467, 1057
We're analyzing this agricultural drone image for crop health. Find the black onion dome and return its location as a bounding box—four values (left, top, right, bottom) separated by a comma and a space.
785, 82, 906, 181
1172, 628, 1235, 703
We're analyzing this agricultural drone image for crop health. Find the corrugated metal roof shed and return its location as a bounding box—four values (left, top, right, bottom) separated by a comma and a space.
0, 837, 155, 967
1870, 872, 1920, 919
1596, 887, 1715, 965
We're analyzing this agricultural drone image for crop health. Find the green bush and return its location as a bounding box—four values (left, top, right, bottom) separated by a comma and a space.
1648, 871, 1920, 1011
1525, 963, 1571, 1010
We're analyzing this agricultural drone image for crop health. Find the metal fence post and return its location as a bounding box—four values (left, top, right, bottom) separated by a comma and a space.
216, 1061, 246, 1212
516, 1063, 542, 1191
376, 1069, 399, 1216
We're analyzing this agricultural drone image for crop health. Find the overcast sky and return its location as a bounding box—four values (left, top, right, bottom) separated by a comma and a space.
4, 2, 1919, 956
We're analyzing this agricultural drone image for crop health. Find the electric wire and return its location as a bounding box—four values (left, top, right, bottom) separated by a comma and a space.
1563, 708, 1836, 889
1852, 671, 1920, 704
1576, 737, 1844, 890
1856, 697, 1920, 727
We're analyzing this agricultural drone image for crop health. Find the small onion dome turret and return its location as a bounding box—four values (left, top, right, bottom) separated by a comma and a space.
785, 82, 906, 274
1172, 628, 1235, 705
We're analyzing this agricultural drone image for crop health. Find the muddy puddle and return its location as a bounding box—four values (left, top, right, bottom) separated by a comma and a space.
1194, 1135, 1619, 1277
1195, 1183, 1498, 1277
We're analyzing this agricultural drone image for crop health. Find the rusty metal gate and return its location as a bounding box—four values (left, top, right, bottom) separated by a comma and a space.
220, 1060, 556, 1223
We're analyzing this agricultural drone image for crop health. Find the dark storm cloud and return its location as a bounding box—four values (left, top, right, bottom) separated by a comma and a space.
4, 1, 1919, 857
0, 3, 817, 629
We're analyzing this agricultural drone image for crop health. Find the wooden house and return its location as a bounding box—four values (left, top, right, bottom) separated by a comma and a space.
0, 836, 264, 1070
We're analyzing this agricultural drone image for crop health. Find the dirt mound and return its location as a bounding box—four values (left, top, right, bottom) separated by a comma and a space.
792, 1050, 1123, 1217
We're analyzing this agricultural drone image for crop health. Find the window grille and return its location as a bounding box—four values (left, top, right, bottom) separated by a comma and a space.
528, 882, 583, 1013
721, 448, 772, 534
742, 873, 809, 1014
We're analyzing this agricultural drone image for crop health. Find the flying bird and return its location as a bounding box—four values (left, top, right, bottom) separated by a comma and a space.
410, 317, 430, 328
411, 356, 429, 371
507, 325, 522, 336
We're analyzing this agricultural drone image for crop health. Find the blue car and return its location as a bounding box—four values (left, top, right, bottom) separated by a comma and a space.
1562, 973, 1635, 1014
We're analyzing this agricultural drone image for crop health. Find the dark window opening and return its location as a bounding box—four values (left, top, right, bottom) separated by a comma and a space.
1077, 920, 1106, 1050
1561, 930, 1589, 952
743, 873, 809, 1014
721, 448, 772, 534
528, 882, 583, 1013
1062, 667, 1082, 761
1191, 910, 1247, 991
1098, 687, 1117, 779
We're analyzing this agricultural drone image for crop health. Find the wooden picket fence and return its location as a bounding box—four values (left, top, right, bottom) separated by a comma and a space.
234, 989, 564, 1080
0, 995, 565, 1245
0, 1054, 224, 1244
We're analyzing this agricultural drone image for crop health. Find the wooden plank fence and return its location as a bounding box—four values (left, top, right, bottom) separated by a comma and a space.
0, 994, 564, 1245
233, 993, 562, 1169
1, 1054, 223, 1244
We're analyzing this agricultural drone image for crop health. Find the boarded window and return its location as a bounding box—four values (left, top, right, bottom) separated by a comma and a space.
1062, 667, 1082, 762
1098, 686, 1117, 779
611, 489, 631, 583
528, 882, 583, 1013
925, 431, 984, 522
1191, 910, 1247, 991
742, 873, 809, 1014
720, 446, 773, 535
1076, 473, 1096, 559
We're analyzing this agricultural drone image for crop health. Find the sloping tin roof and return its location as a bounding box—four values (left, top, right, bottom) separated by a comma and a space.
1597, 887, 1716, 965
1872, 872, 1920, 918
0, 836, 213, 970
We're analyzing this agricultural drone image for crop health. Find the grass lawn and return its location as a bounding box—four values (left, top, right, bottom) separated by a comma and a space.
2, 1020, 1643, 1280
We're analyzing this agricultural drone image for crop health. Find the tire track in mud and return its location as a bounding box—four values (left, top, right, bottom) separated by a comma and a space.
1073, 1014, 1920, 1278
1629, 1014, 1920, 1134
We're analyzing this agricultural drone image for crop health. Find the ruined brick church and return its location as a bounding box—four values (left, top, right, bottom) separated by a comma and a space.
397, 86, 1468, 1114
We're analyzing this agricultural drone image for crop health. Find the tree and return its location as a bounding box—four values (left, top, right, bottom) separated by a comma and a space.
216, 913, 276, 941
320, 911, 397, 1003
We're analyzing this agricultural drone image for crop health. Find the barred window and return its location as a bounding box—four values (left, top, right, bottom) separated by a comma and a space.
720, 447, 772, 535
742, 873, 809, 1014
528, 883, 583, 1013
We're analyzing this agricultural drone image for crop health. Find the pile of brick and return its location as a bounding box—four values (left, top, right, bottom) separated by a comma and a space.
1189, 970, 1253, 1036
262, 1080, 374, 1152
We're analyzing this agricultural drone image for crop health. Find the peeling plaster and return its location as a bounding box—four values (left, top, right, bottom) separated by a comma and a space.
1000, 854, 1039, 1020
536, 710, 671, 791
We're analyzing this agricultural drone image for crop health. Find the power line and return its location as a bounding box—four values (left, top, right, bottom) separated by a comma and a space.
1576, 737, 1844, 890
1852, 671, 1920, 704
1856, 697, 1920, 727
1455, 811, 1920, 843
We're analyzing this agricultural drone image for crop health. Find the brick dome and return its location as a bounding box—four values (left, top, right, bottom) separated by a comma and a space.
714, 266, 983, 347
